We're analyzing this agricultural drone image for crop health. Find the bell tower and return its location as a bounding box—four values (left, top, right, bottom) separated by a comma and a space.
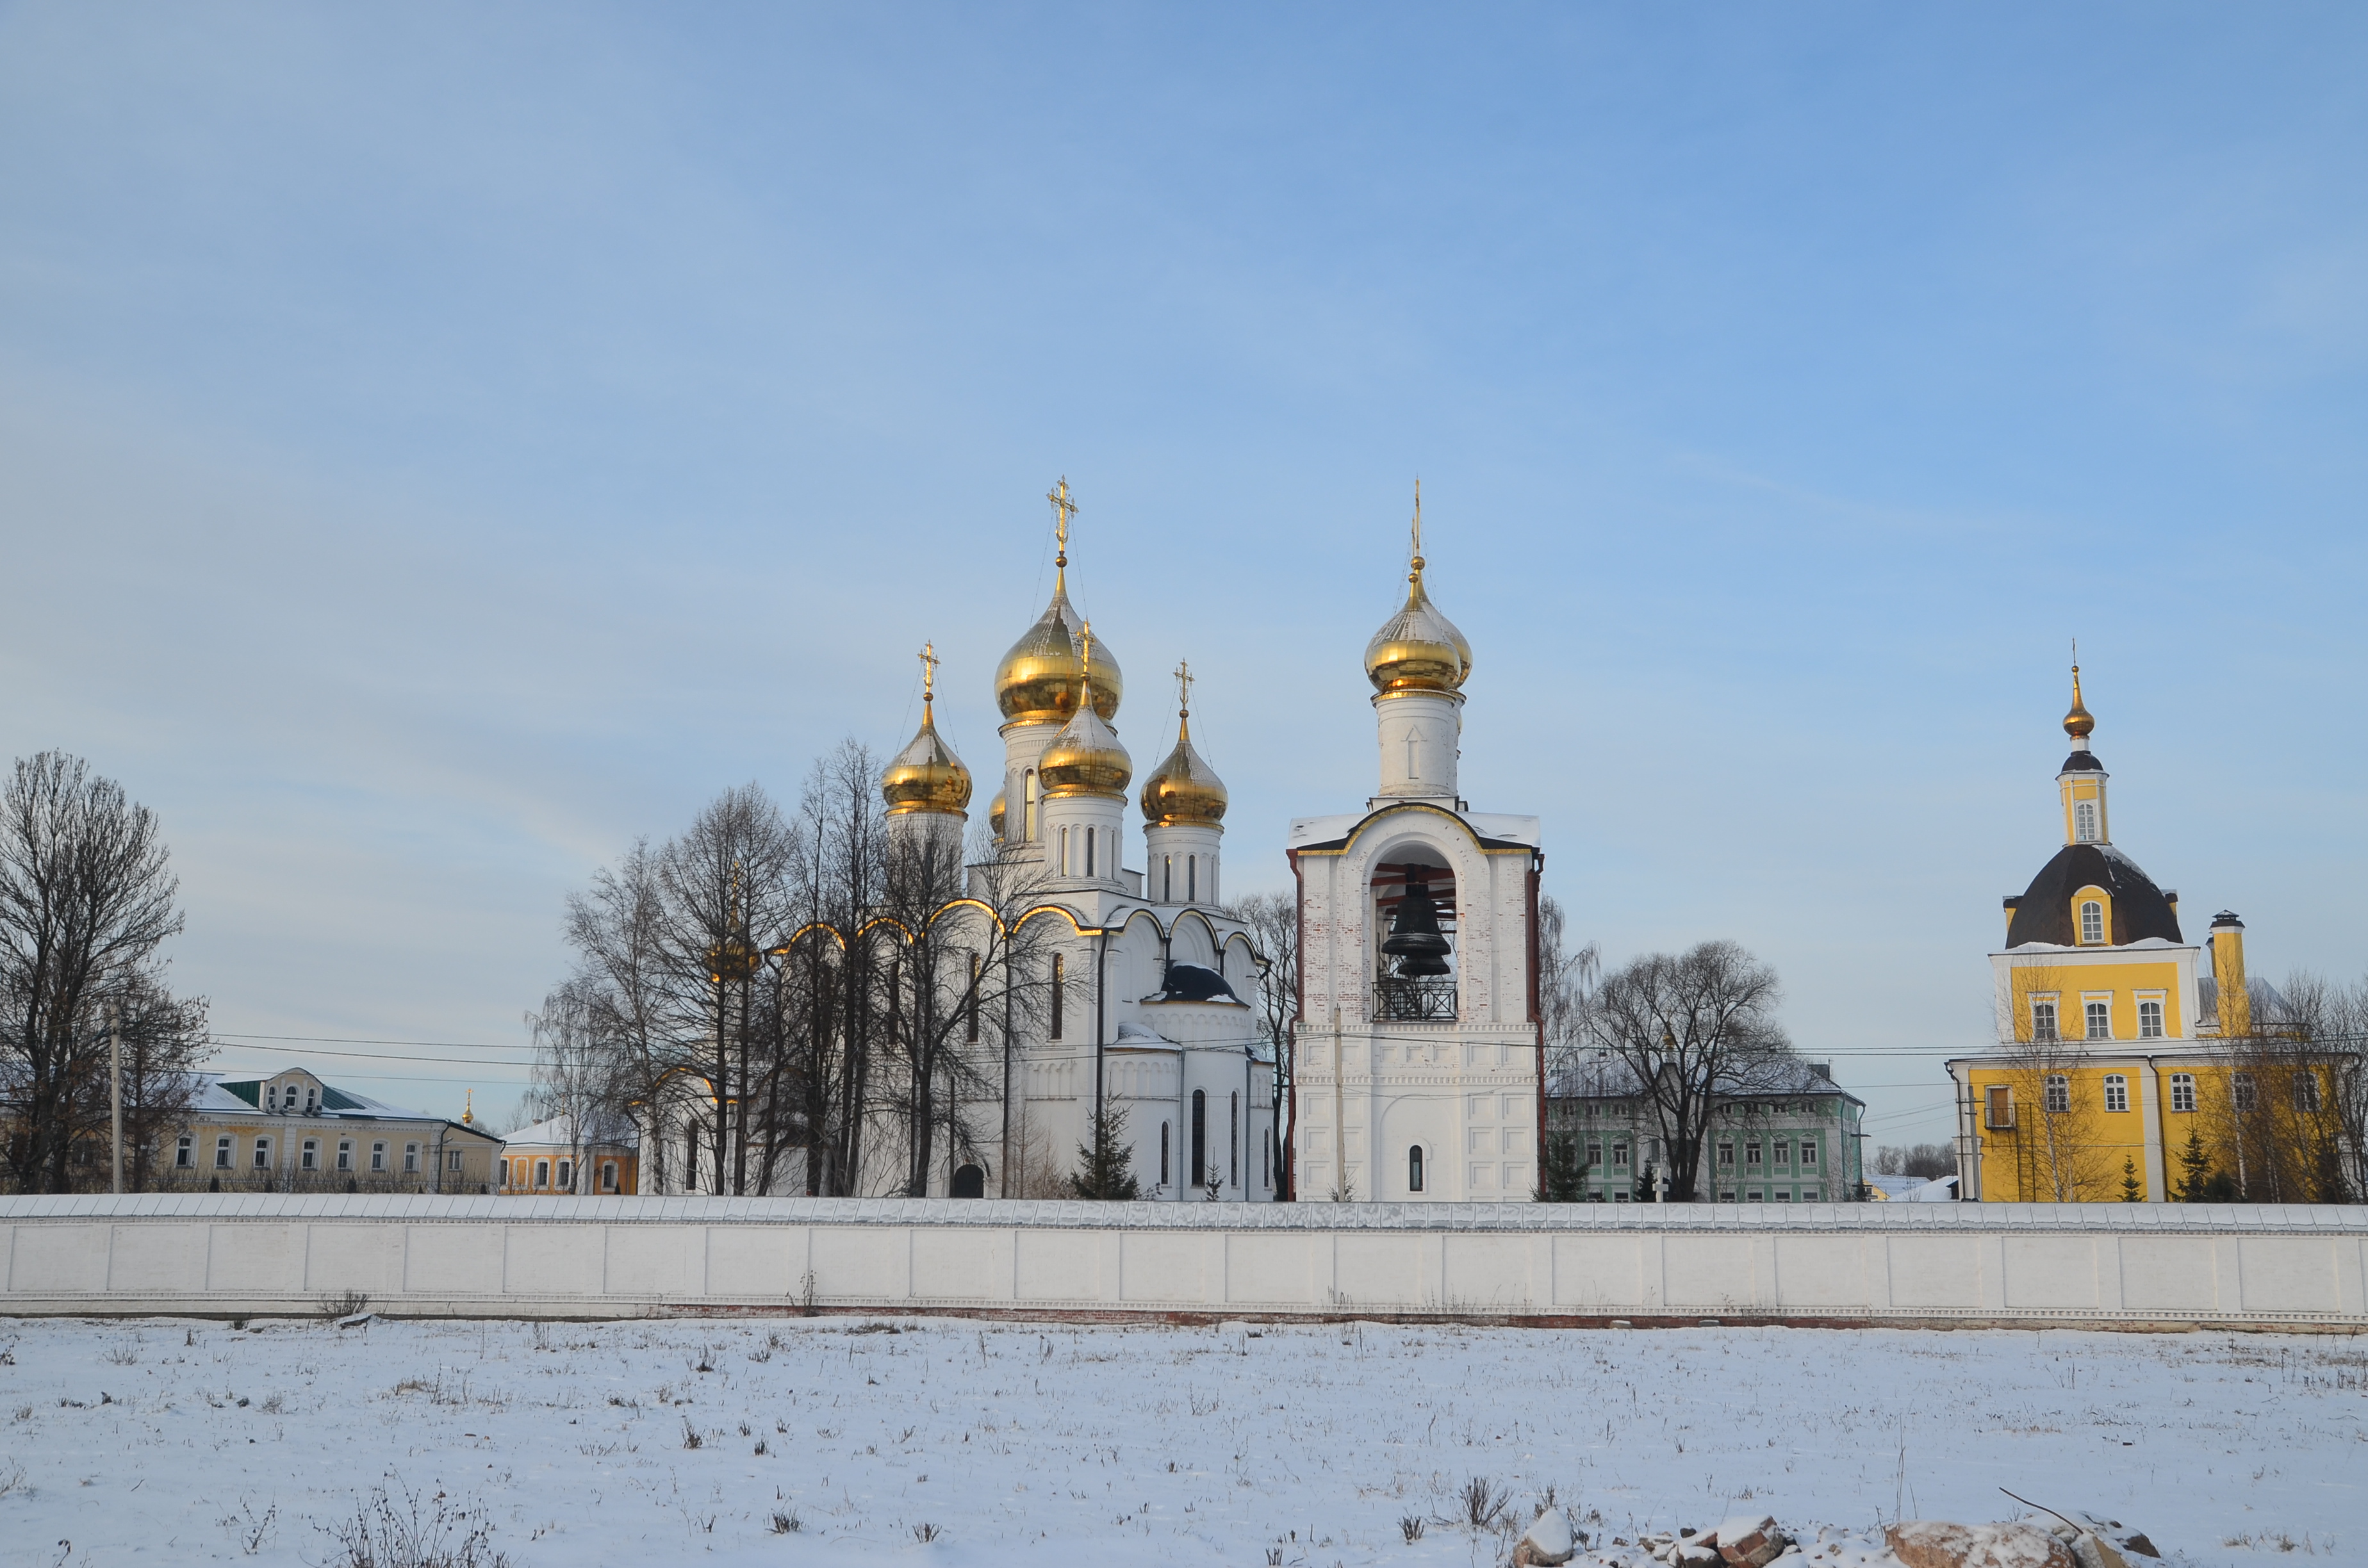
1287, 493, 1545, 1204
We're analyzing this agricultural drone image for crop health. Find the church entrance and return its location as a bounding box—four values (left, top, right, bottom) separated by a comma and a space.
950, 1163, 986, 1198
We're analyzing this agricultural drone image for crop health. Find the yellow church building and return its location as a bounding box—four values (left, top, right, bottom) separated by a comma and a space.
1947, 666, 2347, 1204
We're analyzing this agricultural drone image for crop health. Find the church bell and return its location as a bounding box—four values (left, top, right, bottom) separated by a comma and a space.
1381, 867, 1452, 977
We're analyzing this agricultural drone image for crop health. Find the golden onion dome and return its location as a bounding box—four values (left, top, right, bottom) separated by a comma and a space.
2063, 660, 2094, 742
881, 646, 973, 817
1365, 559, 1469, 694
987, 787, 1007, 838
1039, 624, 1131, 798
1140, 703, 1228, 827
994, 482, 1122, 724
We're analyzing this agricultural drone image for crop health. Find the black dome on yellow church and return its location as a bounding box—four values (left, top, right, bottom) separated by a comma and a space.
2005, 842, 2182, 947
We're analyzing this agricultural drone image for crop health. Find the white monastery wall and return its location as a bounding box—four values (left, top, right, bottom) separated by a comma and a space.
4, 1196, 2364, 1328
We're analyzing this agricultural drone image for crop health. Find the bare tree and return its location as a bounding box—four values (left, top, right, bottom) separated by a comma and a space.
562, 838, 675, 1182
524, 976, 635, 1193
0, 753, 189, 1193
1225, 890, 1297, 1201
2209, 972, 2354, 1203
112, 968, 209, 1191
1874, 1143, 1955, 1180
1536, 895, 1600, 1093
1991, 963, 2098, 1201
1586, 940, 1793, 1202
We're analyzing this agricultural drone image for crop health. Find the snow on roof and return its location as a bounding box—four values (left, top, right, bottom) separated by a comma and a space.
197, 1072, 442, 1121
502, 1113, 639, 1150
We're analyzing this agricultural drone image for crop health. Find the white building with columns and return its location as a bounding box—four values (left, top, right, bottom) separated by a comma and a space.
1288, 507, 1545, 1202
875, 482, 1277, 1201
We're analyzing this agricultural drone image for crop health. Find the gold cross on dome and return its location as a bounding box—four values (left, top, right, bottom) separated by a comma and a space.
1080, 619, 1094, 679
1174, 658, 1194, 715
919, 641, 939, 703
1048, 477, 1078, 562
1411, 477, 1423, 568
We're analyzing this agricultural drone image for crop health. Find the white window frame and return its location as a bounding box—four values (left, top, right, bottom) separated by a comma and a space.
2084, 995, 2113, 1041
2074, 799, 2100, 843
403, 1142, 420, 1174
176, 1134, 193, 1169
1798, 1138, 1818, 1168
601, 1161, 618, 1193
1745, 1141, 1763, 1168
2137, 997, 2165, 1040
300, 1139, 318, 1172
215, 1135, 234, 1170
535, 1159, 550, 1189
2031, 996, 2060, 1042
2233, 1072, 2257, 1113
2079, 898, 2104, 943
337, 1139, 354, 1172
446, 1148, 463, 1172
557, 1157, 574, 1191
2294, 1074, 2323, 1113
2044, 1074, 2069, 1114
2169, 1072, 2196, 1113
1611, 1143, 1629, 1168
252, 1136, 274, 1170
1773, 1139, 1791, 1167
2103, 1074, 2130, 1113
371, 1141, 388, 1173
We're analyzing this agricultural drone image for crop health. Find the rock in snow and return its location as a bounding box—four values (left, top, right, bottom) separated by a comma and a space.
1515, 1508, 1579, 1566
1718, 1515, 1793, 1568
1886, 1521, 2076, 1568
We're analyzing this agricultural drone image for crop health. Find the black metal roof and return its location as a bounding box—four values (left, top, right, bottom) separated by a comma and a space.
2004, 841, 2183, 947
2059, 749, 2106, 774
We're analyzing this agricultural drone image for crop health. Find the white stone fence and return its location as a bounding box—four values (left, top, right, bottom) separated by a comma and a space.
4, 1195, 2365, 1328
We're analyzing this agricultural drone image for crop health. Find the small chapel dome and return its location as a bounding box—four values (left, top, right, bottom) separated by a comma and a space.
880, 648, 972, 817
1364, 487, 1470, 694
987, 787, 1007, 838
1139, 677, 1228, 827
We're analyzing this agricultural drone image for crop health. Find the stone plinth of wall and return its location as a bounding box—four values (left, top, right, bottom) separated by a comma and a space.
3, 1195, 2365, 1328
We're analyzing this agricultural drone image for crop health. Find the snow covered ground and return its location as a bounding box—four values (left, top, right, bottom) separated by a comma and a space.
0, 1314, 2358, 1567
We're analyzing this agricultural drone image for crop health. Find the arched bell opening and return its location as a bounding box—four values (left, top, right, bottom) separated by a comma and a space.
950, 1163, 987, 1199
1371, 854, 1458, 1021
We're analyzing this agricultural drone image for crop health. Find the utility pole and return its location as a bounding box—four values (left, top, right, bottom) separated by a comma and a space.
108, 1000, 124, 1195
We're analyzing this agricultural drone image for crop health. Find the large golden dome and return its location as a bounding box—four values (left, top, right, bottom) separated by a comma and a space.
881, 648, 973, 817
994, 480, 1122, 724
1140, 679, 1227, 826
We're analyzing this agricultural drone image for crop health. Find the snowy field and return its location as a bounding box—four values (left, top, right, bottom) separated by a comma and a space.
0, 1314, 2359, 1567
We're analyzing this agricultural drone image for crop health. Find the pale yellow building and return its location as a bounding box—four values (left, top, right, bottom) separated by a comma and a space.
1946, 669, 2344, 1202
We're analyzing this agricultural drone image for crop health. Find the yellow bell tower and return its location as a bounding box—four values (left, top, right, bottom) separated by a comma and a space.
2057, 652, 2110, 848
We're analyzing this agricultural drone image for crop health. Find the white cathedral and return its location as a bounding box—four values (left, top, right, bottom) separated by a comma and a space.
873, 480, 1542, 1204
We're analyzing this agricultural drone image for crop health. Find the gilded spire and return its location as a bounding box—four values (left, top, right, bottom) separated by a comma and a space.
1040, 617, 1133, 799
2064, 640, 2094, 744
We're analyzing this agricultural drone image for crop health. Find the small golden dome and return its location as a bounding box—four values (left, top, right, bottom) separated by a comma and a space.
994, 480, 1122, 723
1364, 484, 1470, 694
882, 645, 973, 817
2064, 661, 2094, 742
987, 787, 1007, 838
1365, 561, 1470, 694
1140, 669, 1227, 826
1039, 623, 1131, 798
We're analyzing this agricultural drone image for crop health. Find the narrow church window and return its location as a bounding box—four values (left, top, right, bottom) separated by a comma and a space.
1160, 1122, 1170, 1187
1187, 856, 1197, 902
2085, 1000, 2111, 1040
2232, 1072, 2257, 1112
2103, 1074, 2129, 1113
1230, 1091, 1239, 1187
1191, 1090, 1207, 1188
2044, 1075, 2069, 1113
1085, 827, 1096, 877
967, 952, 981, 1042
1024, 770, 1038, 839
1050, 954, 1064, 1040
1163, 856, 1172, 902
1408, 1145, 1425, 1193
1057, 827, 1069, 875
2138, 999, 2164, 1038
2080, 901, 2104, 944
2169, 1073, 2196, 1113
2074, 799, 2099, 842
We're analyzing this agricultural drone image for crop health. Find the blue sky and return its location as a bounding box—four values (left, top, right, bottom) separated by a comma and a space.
3, 4, 2362, 1145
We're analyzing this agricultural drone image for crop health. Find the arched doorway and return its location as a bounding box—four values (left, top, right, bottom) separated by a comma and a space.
950, 1163, 986, 1198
